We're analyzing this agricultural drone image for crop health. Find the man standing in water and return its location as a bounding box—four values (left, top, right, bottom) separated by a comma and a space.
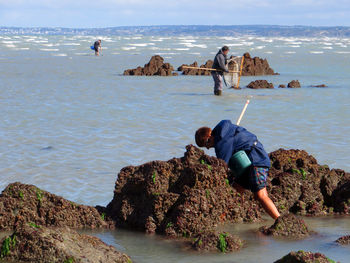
94, 39, 101, 56
195, 120, 280, 220
212, 46, 230, 96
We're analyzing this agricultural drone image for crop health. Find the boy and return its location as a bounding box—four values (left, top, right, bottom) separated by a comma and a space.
195, 120, 280, 219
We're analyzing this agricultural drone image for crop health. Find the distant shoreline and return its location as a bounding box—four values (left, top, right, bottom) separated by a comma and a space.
1, 25, 350, 37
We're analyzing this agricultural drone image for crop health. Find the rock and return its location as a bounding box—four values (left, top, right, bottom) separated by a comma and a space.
0, 224, 131, 263
278, 84, 286, 88
335, 235, 350, 245
247, 80, 274, 89
191, 231, 244, 252
123, 55, 175, 76
287, 80, 301, 88
0, 182, 112, 231
241, 52, 277, 76
268, 149, 350, 216
310, 84, 327, 87
179, 60, 213, 76
274, 250, 337, 263
260, 213, 309, 238
106, 145, 262, 238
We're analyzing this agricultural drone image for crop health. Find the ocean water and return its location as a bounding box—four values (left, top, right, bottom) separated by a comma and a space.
1, 34, 350, 262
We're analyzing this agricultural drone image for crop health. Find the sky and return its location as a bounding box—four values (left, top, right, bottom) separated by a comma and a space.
0, 0, 349, 28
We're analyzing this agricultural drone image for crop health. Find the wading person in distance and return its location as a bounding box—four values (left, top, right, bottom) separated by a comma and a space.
94, 39, 101, 56
212, 46, 230, 96
195, 120, 280, 220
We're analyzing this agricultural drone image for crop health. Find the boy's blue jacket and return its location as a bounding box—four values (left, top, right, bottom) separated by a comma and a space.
212, 120, 270, 167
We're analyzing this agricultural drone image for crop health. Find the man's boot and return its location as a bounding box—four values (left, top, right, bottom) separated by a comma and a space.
214, 90, 222, 96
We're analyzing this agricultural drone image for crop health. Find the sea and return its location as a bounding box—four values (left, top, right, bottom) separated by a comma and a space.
0, 33, 350, 262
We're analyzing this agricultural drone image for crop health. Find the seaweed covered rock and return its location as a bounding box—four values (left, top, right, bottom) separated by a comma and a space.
191, 231, 244, 252
178, 60, 213, 75
241, 52, 277, 76
260, 213, 309, 238
268, 149, 350, 216
0, 182, 111, 231
247, 80, 274, 89
335, 235, 350, 245
106, 145, 262, 237
0, 224, 131, 263
274, 250, 337, 263
123, 55, 176, 76
287, 80, 301, 88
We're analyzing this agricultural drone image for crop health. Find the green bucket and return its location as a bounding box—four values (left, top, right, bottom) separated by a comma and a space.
229, 150, 252, 177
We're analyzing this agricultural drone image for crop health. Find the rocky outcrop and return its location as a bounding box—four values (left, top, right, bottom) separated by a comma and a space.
274, 251, 337, 263
106, 145, 262, 238
123, 55, 177, 76
287, 80, 301, 88
278, 84, 286, 88
178, 53, 276, 76
0, 224, 131, 263
247, 80, 274, 89
178, 60, 213, 76
191, 231, 244, 252
268, 149, 350, 216
260, 213, 309, 238
310, 84, 327, 88
335, 235, 350, 245
241, 52, 277, 76
0, 182, 112, 231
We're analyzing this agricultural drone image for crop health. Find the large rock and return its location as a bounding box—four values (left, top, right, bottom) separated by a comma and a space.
0, 224, 131, 263
260, 213, 309, 238
123, 55, 176, 76
268, 149, 350, 216
287, 80, 301, 88
241, 52, 277, 76
106, 145, 262, 237
179, 53, 276, 76
274, 251, 337, 263
191, 231, 244, 252
178, 60, 213, 76
246, 80, 274, 89
0, 182, 112, 231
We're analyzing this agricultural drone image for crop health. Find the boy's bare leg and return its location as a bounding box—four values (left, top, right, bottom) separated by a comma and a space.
254, 188, 280, 220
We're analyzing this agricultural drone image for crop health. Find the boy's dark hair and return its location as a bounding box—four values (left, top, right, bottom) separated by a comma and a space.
195, 127, 211, 147
222, 46, 229, 52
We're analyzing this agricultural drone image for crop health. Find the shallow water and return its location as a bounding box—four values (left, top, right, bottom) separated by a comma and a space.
0, 34, 350, 262
84, 216, 350, 263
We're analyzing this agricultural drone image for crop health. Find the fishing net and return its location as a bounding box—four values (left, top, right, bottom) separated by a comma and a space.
223, 56, 244, 88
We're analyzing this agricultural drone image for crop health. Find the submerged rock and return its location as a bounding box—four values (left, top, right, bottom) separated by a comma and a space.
123, 55, 176, 76
0, 182, 112, 231
310, 84, 327, 87
287, 80, 301, 88
335, 235, 350, 245
246, 80, 274, 89
106, 145, 262, 238
274, 250, 337, 263
191, 231, 244, 252
260, 213, 309, 238
0, 224, 131, 263
278, 84, 286, 88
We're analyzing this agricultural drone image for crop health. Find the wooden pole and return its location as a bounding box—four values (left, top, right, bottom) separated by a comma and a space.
181, 66, 239, 73
236, 56, 244, 89
236, 99, 250, 126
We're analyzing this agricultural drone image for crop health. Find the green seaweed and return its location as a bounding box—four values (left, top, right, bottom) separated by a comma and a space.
152, 171, 157, 184
63, 257, 74, 263
101, 213, 106, 221
36, 189, 43, 203
19, 191, 24, 200
182, 231, 189, 238
166, 222, 173, 228
217, 233, 227, 253
225, 179, 230, 186
291, 168, 301, 175
205, 189, 210, 199
0, 233, 16, 258
28, 222, 41, 228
